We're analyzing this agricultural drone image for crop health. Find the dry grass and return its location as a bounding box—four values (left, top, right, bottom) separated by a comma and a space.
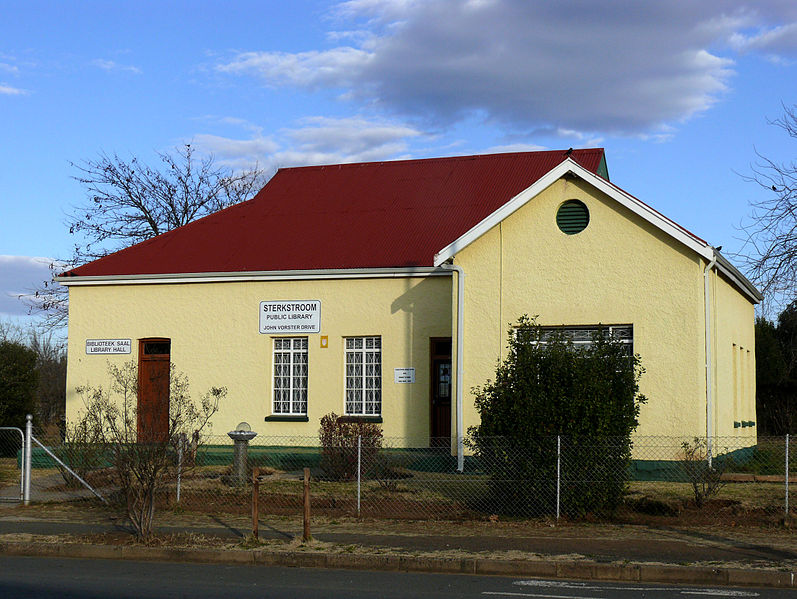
0, 458, 20, 486
627, 480, 787, 510
11, 460, 793, 528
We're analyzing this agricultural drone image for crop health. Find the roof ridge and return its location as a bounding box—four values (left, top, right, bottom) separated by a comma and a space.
275, 148, 605, 174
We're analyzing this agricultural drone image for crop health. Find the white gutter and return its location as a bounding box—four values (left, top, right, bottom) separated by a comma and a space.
56, 266, 448, 286
704, 251, 718, 464
440, 262, 465, 472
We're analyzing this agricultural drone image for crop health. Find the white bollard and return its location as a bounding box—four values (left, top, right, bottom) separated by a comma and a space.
556, 435, 561, 522
23, 414, 32, 505
357, 435, 362, 517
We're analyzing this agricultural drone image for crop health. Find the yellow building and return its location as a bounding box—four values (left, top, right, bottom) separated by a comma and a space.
59, 149, 762, 461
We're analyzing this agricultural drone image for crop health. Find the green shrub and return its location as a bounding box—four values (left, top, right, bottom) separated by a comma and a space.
468, 315, 647, 517
319, 412, 382, 481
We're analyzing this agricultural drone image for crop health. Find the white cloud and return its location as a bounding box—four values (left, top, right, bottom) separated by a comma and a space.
286, 116, 420, 156
216, 0, 797, 138
484, 143, 548, 154
0, 256, 59, 318
216, 47, 371, 89
90, 59, 142, 75
333, 0, 421, 21
730, 22, 797, 54
0, 63, 18, 74
190, 133, 280, 171
191, 115, 424, 172
0, 83, 27, 95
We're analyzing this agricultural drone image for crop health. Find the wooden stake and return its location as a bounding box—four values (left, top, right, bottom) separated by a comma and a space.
303, 467, 311, 542
252, 467, 259, 540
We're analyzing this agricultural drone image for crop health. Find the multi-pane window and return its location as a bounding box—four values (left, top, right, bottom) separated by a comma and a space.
534, 325, 633, 355
272, 337, 308, 415
345, 336, 381, 415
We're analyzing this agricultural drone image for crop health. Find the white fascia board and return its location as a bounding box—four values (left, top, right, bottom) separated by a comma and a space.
434, 158, 713, 266
714, 253, 764, 304
56, 266, 450, 286
434, 160, 572, 266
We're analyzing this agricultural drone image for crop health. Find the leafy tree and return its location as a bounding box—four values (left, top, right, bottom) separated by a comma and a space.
740, 103, 797, 309
0, 320, 66, 432
0, 340, 38, 428
27, 144, 268, 330
468, 315, 647, 518
72, 361, 226, 540
756, 304, 797, 434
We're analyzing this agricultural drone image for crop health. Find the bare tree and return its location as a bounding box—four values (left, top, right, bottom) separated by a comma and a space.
0, 319, 26, 344
27, 144, 269, 330
740, 104, 797, 309
29, 329, 66, 430
74, 361, 226, 541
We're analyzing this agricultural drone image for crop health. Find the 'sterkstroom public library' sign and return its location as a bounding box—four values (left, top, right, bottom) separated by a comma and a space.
85, 339, 132, 354
259, 300, 321, 334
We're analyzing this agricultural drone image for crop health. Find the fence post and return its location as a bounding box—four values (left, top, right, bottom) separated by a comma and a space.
303, 467, 311, 542
176, 433, 185, 504
252, 467, 260, 540
357, 435, 361, 517
556, 435, 561, 522
23, 414, 32, 505
786, 434, 790, 521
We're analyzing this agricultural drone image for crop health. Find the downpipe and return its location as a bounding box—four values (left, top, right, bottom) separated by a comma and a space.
441, 263, 465, 472
704, 252, 718, 467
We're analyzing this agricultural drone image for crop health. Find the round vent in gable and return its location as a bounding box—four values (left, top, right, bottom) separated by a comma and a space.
556, 200, 589, 235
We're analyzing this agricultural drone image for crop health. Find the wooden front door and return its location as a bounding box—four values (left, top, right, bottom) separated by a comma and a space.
430, 338, 452, 446
137, 338, 171, 443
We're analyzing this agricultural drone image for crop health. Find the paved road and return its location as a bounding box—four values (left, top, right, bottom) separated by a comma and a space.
0, 556, 791, 599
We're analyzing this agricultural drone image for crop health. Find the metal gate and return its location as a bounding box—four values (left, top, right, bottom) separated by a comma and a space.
0, 427, 24, 502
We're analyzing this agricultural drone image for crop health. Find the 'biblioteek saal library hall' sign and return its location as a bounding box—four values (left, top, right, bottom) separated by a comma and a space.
259, 300, 321, 334
85, 339, 131, 354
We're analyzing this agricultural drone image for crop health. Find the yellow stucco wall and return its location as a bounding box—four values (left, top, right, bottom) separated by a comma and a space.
711, 270, 757, 440
451, 177, 755, 441
65, 275, 452, 442
65, 175, 758, 449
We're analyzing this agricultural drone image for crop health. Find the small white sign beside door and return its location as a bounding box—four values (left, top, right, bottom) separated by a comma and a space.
394, 367, 415, 384
86, 339, 132, 354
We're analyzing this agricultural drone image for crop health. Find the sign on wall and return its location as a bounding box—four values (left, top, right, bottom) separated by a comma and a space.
394, 368, 416, 384
85, 339, 132, 354
260, 300, 321, 334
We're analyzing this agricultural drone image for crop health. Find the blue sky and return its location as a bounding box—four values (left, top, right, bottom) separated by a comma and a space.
1, 0, 796, 324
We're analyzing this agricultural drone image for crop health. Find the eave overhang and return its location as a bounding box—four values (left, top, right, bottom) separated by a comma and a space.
55, 266, 450, 286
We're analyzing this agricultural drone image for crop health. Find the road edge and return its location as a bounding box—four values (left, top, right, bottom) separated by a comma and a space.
1, 541, 795, 588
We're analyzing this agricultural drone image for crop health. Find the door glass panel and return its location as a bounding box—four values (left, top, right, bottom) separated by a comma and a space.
143, 341, 171, 355
438, 362, 451, 398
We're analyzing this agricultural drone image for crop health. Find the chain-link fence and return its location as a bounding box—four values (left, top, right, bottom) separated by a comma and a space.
10, 427, 795, 526
0, 427, 24, 502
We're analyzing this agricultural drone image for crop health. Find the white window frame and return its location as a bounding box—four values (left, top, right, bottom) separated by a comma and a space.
272, 337, 308, 415
526, 325, 633, 354
344, 336, 382, 415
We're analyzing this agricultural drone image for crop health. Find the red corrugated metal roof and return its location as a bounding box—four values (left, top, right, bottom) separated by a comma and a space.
65, 149, 606, 277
